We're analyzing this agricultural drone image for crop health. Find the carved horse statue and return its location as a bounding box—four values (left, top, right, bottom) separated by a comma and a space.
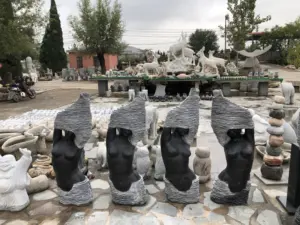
197, 47, 219, 75
208, 50, 228, 74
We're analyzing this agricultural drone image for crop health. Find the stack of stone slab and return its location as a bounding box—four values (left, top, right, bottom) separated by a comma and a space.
261, 99, 285, 181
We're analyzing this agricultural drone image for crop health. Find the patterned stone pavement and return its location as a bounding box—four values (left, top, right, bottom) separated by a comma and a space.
0, 160, 293, 225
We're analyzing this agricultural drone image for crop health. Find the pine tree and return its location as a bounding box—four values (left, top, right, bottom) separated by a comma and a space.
40, 0, 67, 74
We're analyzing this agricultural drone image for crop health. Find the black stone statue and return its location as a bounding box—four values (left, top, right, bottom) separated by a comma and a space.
219, 129, 254, 193
52, 93, 93, 205
52, 129, 85, 192
210, 90, 255, 205
161, 127, 196, 192
106, 127, 140, 192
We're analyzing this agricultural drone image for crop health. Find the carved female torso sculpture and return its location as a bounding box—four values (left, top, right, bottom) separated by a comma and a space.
52, 130, 85, 192
161, 127, 195, 191
219, 129, 254, 193
107, 128, 140, 192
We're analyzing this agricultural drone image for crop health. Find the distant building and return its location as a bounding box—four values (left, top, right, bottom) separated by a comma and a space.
68, 50, 118, 70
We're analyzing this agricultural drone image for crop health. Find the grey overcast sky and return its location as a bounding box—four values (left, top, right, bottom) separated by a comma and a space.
44, 0, 300, 51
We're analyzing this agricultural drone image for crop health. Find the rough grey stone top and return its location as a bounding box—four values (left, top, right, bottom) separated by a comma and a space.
211, 90, 254, 146
164, 88, 200, 144
109, 97, 146, 145
54, 93, 92, 149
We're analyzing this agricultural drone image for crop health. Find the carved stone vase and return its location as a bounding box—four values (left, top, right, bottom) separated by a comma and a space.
210, 90, 254, 205
0, 148, 32, 211
107, 97, 148, 205
161, 88, 200, 204
52, 93, 93, 206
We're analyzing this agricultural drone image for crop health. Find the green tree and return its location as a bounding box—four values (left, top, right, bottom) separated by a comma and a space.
219, 0, 271, 51
0, 0, 45, 81
39, 0, 67, 74
287, 42, 300, 68
189, 29, 219, 54
69, 0, 126, 74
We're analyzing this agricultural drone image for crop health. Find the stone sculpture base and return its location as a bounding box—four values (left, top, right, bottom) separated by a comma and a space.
261, 163, 283, 181
0, 189, 30, 212
108, 176, 148, 206
58, 177, 93, 206
294, 207, 300, 225
211, 178, 250, 205
164, 176, 200, 204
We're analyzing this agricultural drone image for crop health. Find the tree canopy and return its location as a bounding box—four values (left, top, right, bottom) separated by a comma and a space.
0, 0, 45, 80
69, 0, 126, 74
189, 29, 219, 54
39, 0, 67, 73
219, 0, 271, 51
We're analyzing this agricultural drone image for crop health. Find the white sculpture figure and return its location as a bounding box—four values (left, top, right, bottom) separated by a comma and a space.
96, 141, 107, 170
135, 144, 151, 178
235, 45, 272, 71
142, 53, 160, 75
197, 47, 219, 75
153, 145, 166, 181
128, 89, 135, 101
169, 32, 189, 58
0, 148, 32, 211
281, 82, 295, 105
248, 109, 270, 146
183, 48, 195, 64
208, 50, 228, 75
25, 56, 38, 83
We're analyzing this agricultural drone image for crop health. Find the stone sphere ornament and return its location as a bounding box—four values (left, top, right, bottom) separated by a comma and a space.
0, 148, 32, 211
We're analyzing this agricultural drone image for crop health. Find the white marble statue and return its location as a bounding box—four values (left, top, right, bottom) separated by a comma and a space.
25, 56, 38, 83
281, 82, 295, 105
135, 144, 151, 178
0, 148, 32, 211
208, 50, 228, 75
141, 53, 160, 75
197, 47, 219, 75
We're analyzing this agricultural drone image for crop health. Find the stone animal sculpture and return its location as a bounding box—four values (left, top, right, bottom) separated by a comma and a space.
169, 33, 189, 58
197, 47, 219, 75
281, 82, 295, 105
208, 50, 228, 74
210, 90, 254, 205
107, 97, 148, 205
161, 88, 200, 204
0, 148, 32, 211
52, 93, 93, 206
135, 144, 151, 178
141, 53, 160, 75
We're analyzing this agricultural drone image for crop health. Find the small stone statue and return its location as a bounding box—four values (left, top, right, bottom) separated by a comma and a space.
161, 88, 200, 204
135, 144, 151, 179
210, 90, 254, 205
52, 93, 93, 206
193, 147, 211, 184
107, 97, 148, 205
153, 145, 166, 181
0, 148, 32, 211
281, 82, 295, 105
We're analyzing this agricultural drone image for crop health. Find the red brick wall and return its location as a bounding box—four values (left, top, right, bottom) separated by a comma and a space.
68, 52, 118, 70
